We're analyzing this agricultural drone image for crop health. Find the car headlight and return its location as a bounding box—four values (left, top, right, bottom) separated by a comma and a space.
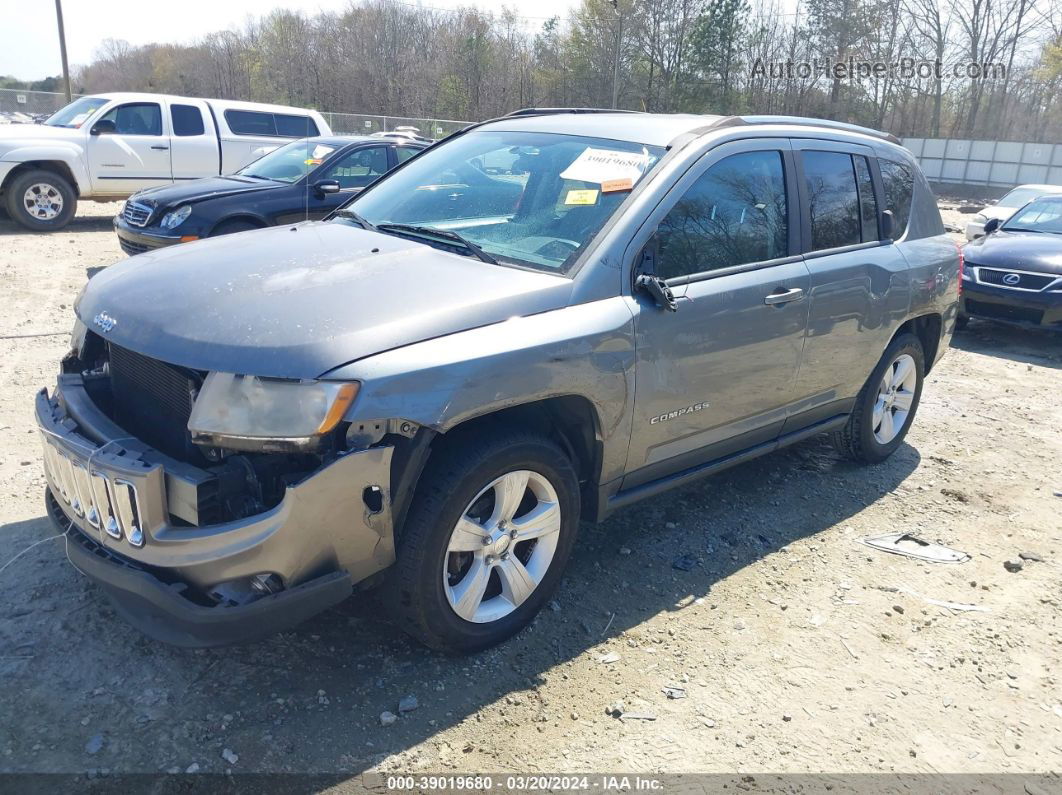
188, 373, 359, 452
160, 205, 192, 230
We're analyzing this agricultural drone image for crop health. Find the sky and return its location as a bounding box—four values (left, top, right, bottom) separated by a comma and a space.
2, 0, 580, 82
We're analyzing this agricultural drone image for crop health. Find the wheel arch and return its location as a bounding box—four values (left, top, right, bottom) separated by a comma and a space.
396, 395, 605, 530
892, 313, 943, 373
206, 213, 269, 236
2, 160, 81, 197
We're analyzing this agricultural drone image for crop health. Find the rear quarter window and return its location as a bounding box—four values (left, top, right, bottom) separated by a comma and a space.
275, 114, 319, 137
878, 159, 914, 237
225, 110, 276, 136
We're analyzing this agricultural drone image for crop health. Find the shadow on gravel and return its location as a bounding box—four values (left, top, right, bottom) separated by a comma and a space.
0, 433, 921, 777
951, 318, 1062, 369
0, 213, 115, 236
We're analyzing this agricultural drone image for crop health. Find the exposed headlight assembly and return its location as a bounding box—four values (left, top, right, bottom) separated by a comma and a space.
160, 205, 192, 230
188, 373, 359, 452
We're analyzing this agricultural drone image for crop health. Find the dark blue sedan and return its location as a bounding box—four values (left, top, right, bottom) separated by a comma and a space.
960, 195, 1062, 330
114, 135, 427, 255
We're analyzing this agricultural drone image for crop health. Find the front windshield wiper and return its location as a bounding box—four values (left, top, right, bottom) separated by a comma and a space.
375, 223, 498, 264
333, 209, 377, 231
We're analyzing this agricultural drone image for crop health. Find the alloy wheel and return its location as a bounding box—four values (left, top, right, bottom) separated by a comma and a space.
23, 183, 64, 221
873, 353, 917, 444
443, 469, 561, 624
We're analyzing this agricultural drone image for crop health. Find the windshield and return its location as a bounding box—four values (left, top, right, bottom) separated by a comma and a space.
237, 139, 337, 183
342, 130, 666, 274
1002, 199, 1062, 233
997, 187, 1050, 209
45, 96, 109, 128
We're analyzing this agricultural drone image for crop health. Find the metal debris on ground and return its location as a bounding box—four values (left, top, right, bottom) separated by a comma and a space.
598, 652, 621, 664
858, 533, 970, 563
619, 712, 657, 721
672, 554, 696, 571
662, 686, 687, 699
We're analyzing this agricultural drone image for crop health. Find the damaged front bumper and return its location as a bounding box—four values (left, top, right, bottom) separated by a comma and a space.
36, 380, 395, 647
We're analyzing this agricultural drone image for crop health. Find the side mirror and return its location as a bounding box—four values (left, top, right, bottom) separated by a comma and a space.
314, 179, 341, 195
633, 236, 677, 311
90, 119, 116, 136
881, 209, 895, 240
982, 217, 1001, 235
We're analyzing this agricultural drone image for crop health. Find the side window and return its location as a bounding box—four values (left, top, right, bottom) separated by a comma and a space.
275, 114, 319, 137
170, 104, 205, 136
98, 102, 162, 136
853, 155, 878, 241
396, 146, 421, 163
878, 158, 914, 237
656, 150, 788, 281
225, 110, 277, 136
321, 146, 389, 189
802, 151, 860, 251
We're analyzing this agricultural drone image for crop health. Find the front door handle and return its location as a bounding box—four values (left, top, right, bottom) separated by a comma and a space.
764, 287, 804, 305
150, 145, 169, 150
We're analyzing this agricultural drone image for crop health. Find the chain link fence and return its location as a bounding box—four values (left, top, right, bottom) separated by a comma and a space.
0, 88, 470, 137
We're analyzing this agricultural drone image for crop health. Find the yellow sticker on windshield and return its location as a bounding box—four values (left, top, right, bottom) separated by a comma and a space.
565, 189, 599, 205
304, 158, 323, 165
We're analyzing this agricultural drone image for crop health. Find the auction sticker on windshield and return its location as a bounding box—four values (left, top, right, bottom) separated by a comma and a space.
564, 189, 599, 205
560, 147, 651, 186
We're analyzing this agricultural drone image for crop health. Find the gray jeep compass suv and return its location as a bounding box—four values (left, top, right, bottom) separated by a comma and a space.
37, 110, 959, 652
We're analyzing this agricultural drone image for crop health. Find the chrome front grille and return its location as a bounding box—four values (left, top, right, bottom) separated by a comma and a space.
122, 199, 154, 228
974, 267, 1060, 292
41, 439, 146, 547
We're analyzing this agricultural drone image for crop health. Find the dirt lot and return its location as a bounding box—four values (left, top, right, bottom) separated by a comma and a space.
0, 202, 1060, 783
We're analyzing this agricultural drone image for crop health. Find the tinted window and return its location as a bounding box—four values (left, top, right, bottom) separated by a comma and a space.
878, 159, 914, 237
98, 103, 162, 136
853, 155, 878, 241
802, 151, 861, 250
396, 146, 421, 163
275, 114, 320, 137
322, 146, 389, 189
225, 110, 276, 136
656, 150, 788, 280
170, 104, 205, 136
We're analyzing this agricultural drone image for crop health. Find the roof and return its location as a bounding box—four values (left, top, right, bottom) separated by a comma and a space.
1008, 184, 1062, 192
482, 110, 899, 149
89, 92, 325, 116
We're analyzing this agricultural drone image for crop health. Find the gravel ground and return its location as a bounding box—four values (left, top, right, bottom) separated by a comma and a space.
0, 202, 1060, 781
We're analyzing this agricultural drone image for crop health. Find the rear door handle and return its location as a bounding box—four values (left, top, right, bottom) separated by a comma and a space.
764, 287, 804, 305
150, 145, 169, 150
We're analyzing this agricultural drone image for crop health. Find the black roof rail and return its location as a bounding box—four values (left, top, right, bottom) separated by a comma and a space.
504, 107, 644, 118
732, 115, 901, 145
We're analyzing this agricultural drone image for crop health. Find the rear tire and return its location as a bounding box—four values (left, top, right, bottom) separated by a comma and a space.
386, 428, 580, 653
831, 333, 924, 464
5, 169, 77, 232
955, 313, 969, 330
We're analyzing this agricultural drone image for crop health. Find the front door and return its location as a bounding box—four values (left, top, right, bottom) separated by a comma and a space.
624, 140, 811, 489
87, 101, 172, 194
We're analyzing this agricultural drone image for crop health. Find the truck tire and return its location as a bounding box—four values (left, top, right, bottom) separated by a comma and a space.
4, 169, 77, 232
831, 332, 925, 464
387, 428, 580, 653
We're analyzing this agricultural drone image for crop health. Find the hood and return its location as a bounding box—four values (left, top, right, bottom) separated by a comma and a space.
963, 229, 1062, 275
129, 175, 280, 210
76, 221, 574, 379
979, 204, 1019, 222
0, 123, 81, 151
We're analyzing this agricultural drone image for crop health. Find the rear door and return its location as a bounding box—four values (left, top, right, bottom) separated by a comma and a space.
786, 140, 911, 429
624, 139, 811, 489
167, 100, 220, 179
86, 100, 172, 193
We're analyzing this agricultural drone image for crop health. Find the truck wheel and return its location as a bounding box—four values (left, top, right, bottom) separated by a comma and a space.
831, 332, 924, 464
4, 169, 77, 232
387, 429, 580, 653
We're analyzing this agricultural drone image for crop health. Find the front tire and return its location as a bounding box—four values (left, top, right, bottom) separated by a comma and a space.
832, 333, 925, 464
387, 429, 580, 653
5, 169, 77, 232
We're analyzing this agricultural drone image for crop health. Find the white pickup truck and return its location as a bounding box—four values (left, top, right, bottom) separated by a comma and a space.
0, 92, 331, 231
